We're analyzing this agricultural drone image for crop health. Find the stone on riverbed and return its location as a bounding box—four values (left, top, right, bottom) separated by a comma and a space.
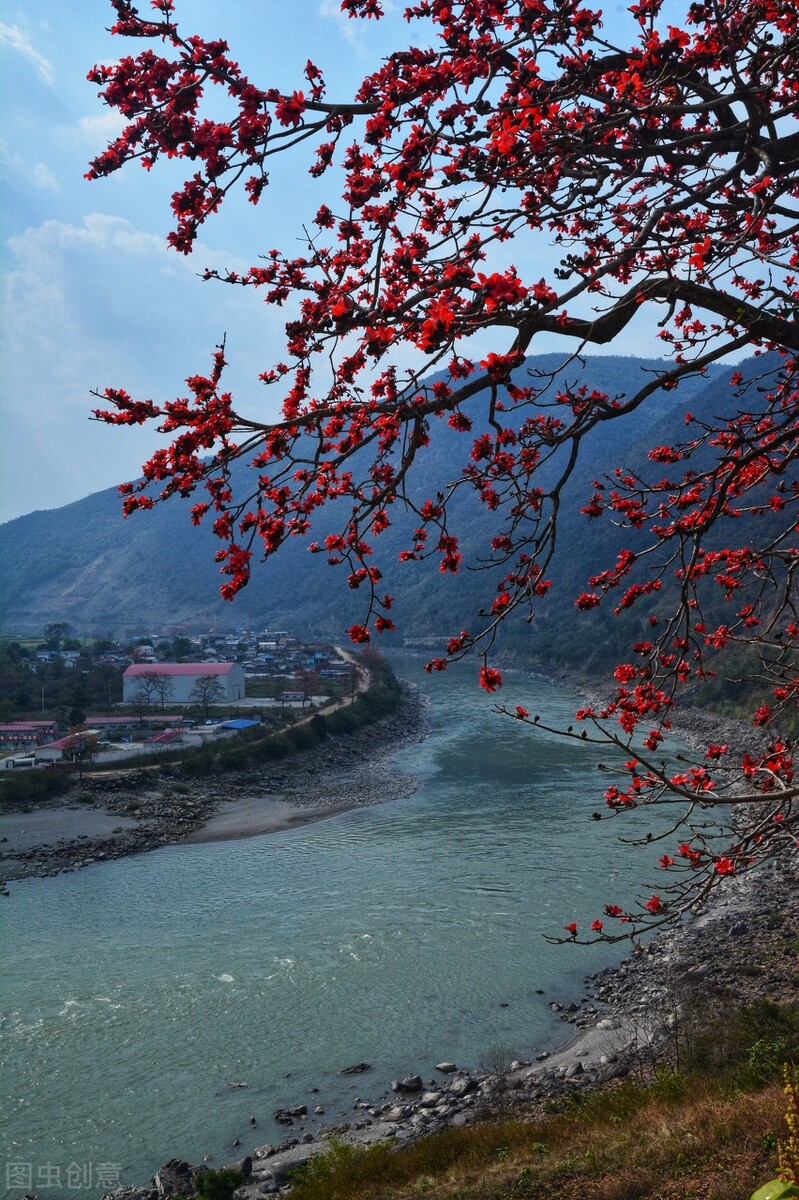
392, 1074, 423, 1093
252, 1143, 322, 1186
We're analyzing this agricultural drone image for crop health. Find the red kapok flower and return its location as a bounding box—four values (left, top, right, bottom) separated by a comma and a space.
479, 665, 503, 692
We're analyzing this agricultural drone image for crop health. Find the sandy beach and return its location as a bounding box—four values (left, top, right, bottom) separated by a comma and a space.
180, 793, 347, 842
0, 684, 429, 882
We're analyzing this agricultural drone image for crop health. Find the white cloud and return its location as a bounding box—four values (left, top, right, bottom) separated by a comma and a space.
78, 111, 126, 144
7, 213, 252, 277
0, 139, 60, 192
318, 0, 396, 52
1, 213, 284, 523
32, 162, 59, 191
0, 21, 55, 86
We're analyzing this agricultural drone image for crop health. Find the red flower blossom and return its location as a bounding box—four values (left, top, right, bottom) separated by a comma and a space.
479, 665, 503, 692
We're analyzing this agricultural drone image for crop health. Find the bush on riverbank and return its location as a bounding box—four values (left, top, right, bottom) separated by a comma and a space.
0, 766, 70, 808
289, 1000, 798, 1200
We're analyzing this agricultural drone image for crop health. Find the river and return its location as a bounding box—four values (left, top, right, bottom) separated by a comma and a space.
1, 660, 670, 1194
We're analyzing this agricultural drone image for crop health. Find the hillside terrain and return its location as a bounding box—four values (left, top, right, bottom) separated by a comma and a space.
0, 353, 775, 665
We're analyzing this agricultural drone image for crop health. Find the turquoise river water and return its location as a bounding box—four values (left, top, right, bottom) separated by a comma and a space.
1, 661, 671, 1194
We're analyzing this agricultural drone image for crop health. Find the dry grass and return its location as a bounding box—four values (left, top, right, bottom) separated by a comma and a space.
289, 1063, 793, 1200
296, 1085, 784, 1199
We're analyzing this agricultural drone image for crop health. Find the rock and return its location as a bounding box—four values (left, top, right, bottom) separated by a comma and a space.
392, 1074, 423, 1093
153, 1159, 198, 1198
450, 1076, 478, 1098
101, 1189, 155, 1200
260, 1143, 321, 1186
436, 1061, 457, 1073
340, 1061, 372, 1075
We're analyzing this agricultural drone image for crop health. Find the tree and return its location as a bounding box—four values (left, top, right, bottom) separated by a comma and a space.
43, 622, 72, 652
171, 635, 194, 661
152, 672, 175, 711
87, 0, 797, 934
130, 671, 161, 724
190, 674, 225, 717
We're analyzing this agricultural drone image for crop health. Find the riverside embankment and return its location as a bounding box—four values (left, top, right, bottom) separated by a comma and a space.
3, 662, 795, 1200
99, 845, 797, 1199
0, 684, 429, 883
94, 675, 798, 1200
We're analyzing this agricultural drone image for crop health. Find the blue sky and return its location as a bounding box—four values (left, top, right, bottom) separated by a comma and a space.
1, 0, 646, 526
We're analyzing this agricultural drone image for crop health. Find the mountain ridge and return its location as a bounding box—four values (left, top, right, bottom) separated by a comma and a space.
2, 353, 763, 640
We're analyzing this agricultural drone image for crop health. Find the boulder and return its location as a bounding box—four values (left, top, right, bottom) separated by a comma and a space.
392, 1074, 423, 1093
153, 1160, 199, 1198
259, 1143, 321, 1186
101, 1189, 155, 1200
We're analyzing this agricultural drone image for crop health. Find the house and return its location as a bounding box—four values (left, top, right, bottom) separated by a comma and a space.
35, 732, 95, 763
0, 721, 58, 749
122, 662, 246, 704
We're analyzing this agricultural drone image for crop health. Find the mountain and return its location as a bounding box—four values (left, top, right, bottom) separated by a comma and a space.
0, 353, 769, 645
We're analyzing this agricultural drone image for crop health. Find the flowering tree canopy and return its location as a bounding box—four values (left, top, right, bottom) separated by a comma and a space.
88, 0, 797, 935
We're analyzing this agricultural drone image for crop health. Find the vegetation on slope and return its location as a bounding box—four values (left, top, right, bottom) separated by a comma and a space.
289, 1001, 799, 1200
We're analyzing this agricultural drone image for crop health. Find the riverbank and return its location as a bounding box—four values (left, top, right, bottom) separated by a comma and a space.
0, 684, 429, 884
5, 663, 795, 1199
104, 672, 796, 1194
99, 840, 797, 1199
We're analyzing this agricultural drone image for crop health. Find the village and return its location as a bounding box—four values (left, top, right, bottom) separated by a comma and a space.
0, 626, 356, 770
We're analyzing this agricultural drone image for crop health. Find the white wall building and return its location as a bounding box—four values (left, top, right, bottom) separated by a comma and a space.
122, 662, 246, 705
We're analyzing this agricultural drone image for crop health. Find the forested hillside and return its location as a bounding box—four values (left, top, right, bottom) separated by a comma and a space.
1, 353, 771, 668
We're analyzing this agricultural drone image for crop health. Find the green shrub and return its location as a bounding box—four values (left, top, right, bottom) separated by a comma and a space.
195, 1166, 245, 1200
0, 768, 70, 807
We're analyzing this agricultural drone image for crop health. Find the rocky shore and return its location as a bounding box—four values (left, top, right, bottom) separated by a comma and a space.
0, 685, 429, 884
5, 672, 795, 1199
100, 841, 797, 1200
